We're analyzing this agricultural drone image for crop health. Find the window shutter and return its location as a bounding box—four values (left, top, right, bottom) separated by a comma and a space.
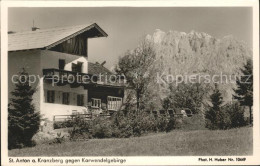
52, 91, 55, 103
44, 89, 47, 102
67, 93, 70, 105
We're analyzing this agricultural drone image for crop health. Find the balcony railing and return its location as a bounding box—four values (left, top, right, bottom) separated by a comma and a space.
43, 68, 97, 85
107, 96, 122, 111
43, 68, 126, 88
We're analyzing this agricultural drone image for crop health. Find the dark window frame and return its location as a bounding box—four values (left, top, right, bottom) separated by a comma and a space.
59, 59, 65, 70
47, 90, 55, 103
91, 98, 101, 108
72, 61, 83, 73
77, 94, 84, 106
62, 92, 70, 105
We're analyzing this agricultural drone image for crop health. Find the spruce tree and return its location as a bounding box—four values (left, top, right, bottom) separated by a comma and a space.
210, 84, 223, 112
205, 84, 229, 129
8, 69, 40, 149
233, 59, 253, 124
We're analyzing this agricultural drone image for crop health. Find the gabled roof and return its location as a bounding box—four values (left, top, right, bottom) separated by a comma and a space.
88, 62, 113, 76
8, 23, 108, 51
88, 62, 125, 88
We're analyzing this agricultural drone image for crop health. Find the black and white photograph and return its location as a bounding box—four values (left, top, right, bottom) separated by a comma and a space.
1, 0, 259, 165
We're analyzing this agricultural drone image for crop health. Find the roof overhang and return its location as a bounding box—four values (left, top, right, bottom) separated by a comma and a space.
8, 23, 108, 52
95, 84, 125, 89
45, 23, 108, 49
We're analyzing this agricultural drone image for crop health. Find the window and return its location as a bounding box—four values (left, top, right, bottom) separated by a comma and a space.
91, 98, 101, 108
47, 90, 55, 103
72, 63, 77, 72
59, 59, 65, 70
72, 62, 83, 73
62, 92, 70, 105
77, 94, 84, 106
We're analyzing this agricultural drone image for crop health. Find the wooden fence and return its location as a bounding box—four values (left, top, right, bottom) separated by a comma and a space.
53, 113, 111, 122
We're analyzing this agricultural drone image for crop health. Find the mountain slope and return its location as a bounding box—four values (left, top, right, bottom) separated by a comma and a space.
146, 29, 252, 101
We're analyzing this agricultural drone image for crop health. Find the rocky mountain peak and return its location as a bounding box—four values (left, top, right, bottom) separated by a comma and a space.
146, 29, 252, 101
152, 29, 166, 44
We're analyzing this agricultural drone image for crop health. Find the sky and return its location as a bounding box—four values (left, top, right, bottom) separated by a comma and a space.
8, 7, 252, 69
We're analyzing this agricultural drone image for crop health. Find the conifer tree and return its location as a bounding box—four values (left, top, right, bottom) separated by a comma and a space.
210, 84, 223, 112
205, 84, 230, 129
233, 59, 253, 124
8, 69, 40, 149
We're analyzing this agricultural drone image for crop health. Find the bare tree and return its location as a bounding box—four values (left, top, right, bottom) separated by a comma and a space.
117, 40, 157, 112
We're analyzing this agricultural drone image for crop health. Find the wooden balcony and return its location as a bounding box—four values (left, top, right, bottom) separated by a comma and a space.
43, 68, 97, 87
43, 68, 126, 88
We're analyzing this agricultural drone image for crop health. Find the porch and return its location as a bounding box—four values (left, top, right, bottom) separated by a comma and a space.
42, 68, 125, 122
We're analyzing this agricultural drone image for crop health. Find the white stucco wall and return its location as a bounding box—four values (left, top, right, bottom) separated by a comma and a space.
41, 83, 88, 121
41, 50, 88, 73
40, 50, 89, 121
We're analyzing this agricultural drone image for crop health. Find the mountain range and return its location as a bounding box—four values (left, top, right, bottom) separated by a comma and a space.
145, 29, 252, 101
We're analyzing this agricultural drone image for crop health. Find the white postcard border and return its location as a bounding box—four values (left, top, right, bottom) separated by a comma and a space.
1, 0, 259, 165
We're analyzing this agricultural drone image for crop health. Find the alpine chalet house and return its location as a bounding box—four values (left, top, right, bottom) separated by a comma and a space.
8, 23, 125, 124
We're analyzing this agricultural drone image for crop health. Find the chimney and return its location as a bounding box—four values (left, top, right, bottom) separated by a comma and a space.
101, 61, 106, 66
32, 27, 40, 31
32, 20, 40, 31
8, 31, 15, 34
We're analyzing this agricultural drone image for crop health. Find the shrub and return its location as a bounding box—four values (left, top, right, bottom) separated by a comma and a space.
110, 111, 157, 137
115, 124, 134, 138
163, 83, 210, 114
69, 129, 92, 141
139, 113, 157, 132
179, 114, 205, 130
53, 120, 74, 129
68, 115, 93, 140
132, 115, 148, 136
49, 132, 65, 145
205, 101, 248, 130
110, 111, 134, 138
215, 110, 231, 130
92, 120, 113, 138
166, 117, 176, 132
224, 102, 247, 128
205, 108, 231, 130
156, 116, 169, 132
68, 110, 178, 140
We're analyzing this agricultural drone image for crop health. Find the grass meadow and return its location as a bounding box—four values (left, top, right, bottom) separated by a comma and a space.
9, 126, 252, 156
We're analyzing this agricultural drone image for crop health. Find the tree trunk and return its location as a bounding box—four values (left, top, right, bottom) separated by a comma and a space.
136, 91, 140, 114
249, 106, 252, 125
